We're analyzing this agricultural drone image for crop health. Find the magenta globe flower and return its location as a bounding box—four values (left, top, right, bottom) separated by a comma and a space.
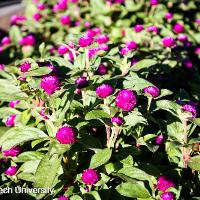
155, 135, 165, 145
162, 37, 175, 47
33, 13, 42, 21
56, 126, 77, 144
37, 3, 45, 10
161, 192, 175, 200
165, 13, 173, 20
5, 166, 17, 176
75, 76, 88, 88
5, 114, 16, 127
19, 35, 36, 46
19, 62, 31, 73
134, 24, 144, 32
120, 47, 129, 56
96, 64, 108, 75
147, 26, 158, 34
0, 64, 5, 71
82, 169, 99, 185
111, 116, 124, 126
60, 15, 71, 26
9, 100, 20, 108
183, 59, 193, 69
157, 176, 175, 192
3, 146, 21, 157
96, 84, 114, 98
40, 75, 60, 95
150, 0, 158, 6
1, 37, 11, 46
144, 86, 160, 98
79, 35, 93, 47
177, 34, 188, 43
182, 104, 197, 118
96, 35, 109, 44
126, 41, 138, 50
115, 89, 137, 111
173, 23, 184, 34
57, 45, 68, 55
58, 196, 69, 200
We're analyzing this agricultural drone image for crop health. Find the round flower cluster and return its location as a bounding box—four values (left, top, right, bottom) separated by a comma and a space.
120, 41, 138, 56
2, 146, 21, 157
19, 62, 31, 73
182, 104, 197, 118
115, 89, 137, 111
144, 86, 160, 98
56, 126, 77, 144
111, 116, 124, 126
5, 166, 17, 176
96, 84, 114, 98
82, 169, 99, 185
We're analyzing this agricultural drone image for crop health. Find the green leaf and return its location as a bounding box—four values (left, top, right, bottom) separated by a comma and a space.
85, 110, 110, 121
9, 25, 22, 44
14, 151, 44, 162
45, 120, 58, 137
83, 191, 101, 200
34, 154, 62, 199
90, 148, 112, 169
0, 107, 20, 118
117, 167, 152, 181
47, 56, 74, 68
17, 172, 35, 182
124, 111, 147, 127
188, 156, 200, 171
70, 195, 83, 200
125, 0, 144, 12
27, 67, 52, 77
0, 127, 48, 150
131, 59, 157, 71
116, 182, 151, 198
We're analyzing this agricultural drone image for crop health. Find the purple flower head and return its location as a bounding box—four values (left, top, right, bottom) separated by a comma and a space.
161, 192, 175, 200
5, 114, 16, 127
1, 37, 11, 46
115, 89, 137, 111
79, 35, 93, 47
126, 41, 138, 50
144, 86, 160, 98
19, 35, 36, 46
60, 15, 71, 26
134, 24, 144, 33
96, 35, 109, 44
84, 21, 91, 28
0, 64, 5, 71
56, 0, 67, 11
162, 37, 175, 47
147, 25, 158, 34
19, 62, 31, 73
98, 44, 109, 51
3, 146, 21, 157
9, 100, 20, 108
82, 169, 99, 185
5, 166, 17, 176
194, 47, 200, 55
10, 15, 26, 25
150, 0, 158, 6
88, 48, 98, 59
37, 3, 45, 10
96, 64, 108, 75
56, 126, 77, 144
177, 34, 188, 43
195, 19, 200, 25
96, 84, 114, 98
157, 176, 175, 192
33, 13, 42, 21
173, 23, 184, 34
87, 29, 98, 37
40, 75, 60, 95
58, 196, 69, 200
155, 135, 165, 145
111, 116, 124, 126
75, 76, 88, 88
183, 59, 193, 69
182, 104, 197, 118
120, 47, 129, 56
58, 45, 68, 55
165, 13, 173, 20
